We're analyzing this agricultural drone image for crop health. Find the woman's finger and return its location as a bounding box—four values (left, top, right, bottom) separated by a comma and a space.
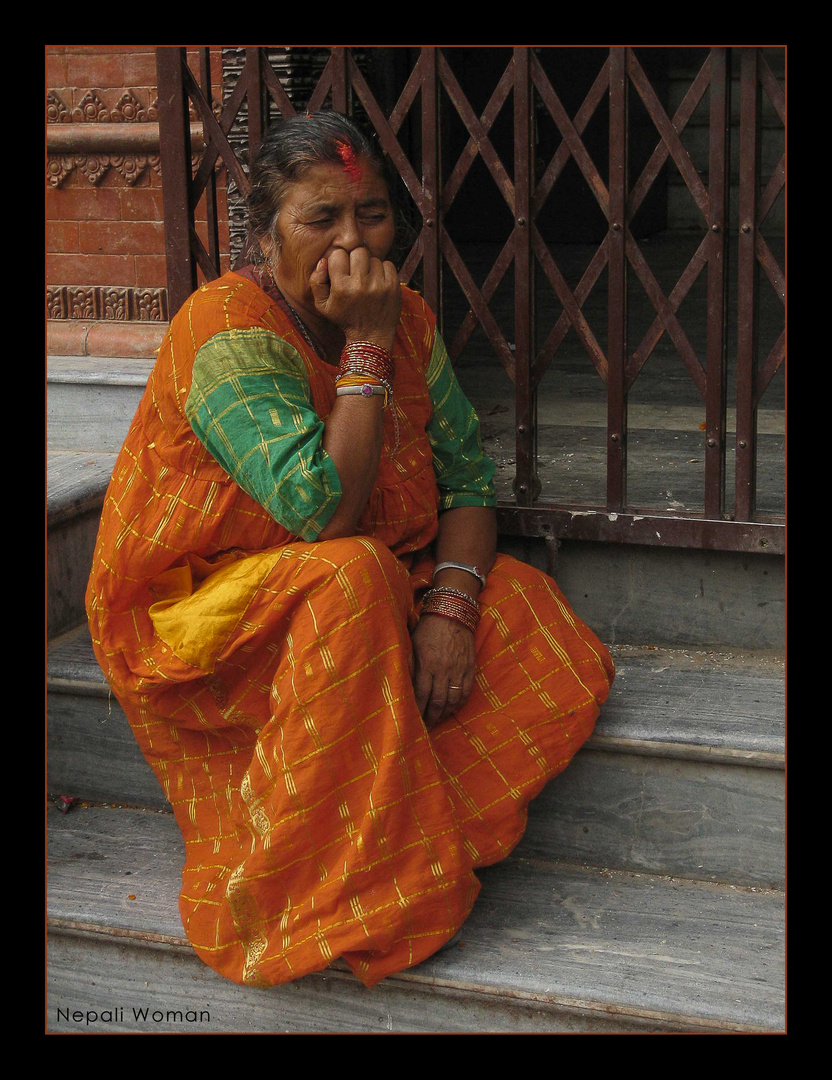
308, 257, 331, 306
413, 665, 434, 719
348, 247, 372, 276
441, 666, 474, 719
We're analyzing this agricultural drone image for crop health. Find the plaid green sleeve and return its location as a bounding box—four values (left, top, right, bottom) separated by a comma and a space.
185, 327, 342, 540
425, 331, 497, 510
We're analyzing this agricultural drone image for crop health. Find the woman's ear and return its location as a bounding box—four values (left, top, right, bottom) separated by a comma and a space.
259, 239, 274, 265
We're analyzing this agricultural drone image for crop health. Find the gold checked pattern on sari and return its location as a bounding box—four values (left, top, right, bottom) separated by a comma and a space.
86, 273, 614, 987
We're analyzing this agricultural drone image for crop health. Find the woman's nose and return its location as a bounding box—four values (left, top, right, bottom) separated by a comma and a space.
333, 214, 365, 251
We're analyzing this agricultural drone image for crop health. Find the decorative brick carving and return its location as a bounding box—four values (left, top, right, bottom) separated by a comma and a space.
47, 286, 68, 320
76, 154, 109, 185
46, 89, 165, 187
111, 89, 159, 123
110, 153, 149, 185
47, 89, 71, 124
69, 286, 99, 319
47, 155, 75, 187
47, 285, 168, 322
133, 287, 167, 321
72, 89, 110, 123
101, 287, 130, 320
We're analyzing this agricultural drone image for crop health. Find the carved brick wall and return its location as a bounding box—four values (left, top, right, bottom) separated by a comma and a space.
46, 46, 230, 352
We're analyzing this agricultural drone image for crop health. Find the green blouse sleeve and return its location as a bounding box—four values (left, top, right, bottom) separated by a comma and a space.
425, 331, 497, 510
185, 327, 342, 540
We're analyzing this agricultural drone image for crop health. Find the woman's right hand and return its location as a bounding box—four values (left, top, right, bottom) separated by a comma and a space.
310, 251, 401, 353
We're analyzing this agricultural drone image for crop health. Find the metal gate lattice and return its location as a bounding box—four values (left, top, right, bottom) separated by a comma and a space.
157, 46, 785, 555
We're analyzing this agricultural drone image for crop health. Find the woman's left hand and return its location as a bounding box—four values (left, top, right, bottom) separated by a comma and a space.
411, 613, 476, 728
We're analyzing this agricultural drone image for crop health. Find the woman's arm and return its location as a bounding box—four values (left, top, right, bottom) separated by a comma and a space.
431, 505, 497, 596
411, 505, 498, 727
316, 393, 385, 540
313, 250, 401, 541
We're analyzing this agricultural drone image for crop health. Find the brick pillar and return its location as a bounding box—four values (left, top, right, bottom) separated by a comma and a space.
46, 45, 229, 358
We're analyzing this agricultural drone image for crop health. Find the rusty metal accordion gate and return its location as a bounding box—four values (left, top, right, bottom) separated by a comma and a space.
156, 46, 785, 556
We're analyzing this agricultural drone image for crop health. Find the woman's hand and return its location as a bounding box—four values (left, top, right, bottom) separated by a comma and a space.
411, 613, 477, 728
310, 250, 401, 352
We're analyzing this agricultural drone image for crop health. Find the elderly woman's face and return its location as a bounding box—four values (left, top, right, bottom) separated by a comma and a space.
269, 159, 395, 311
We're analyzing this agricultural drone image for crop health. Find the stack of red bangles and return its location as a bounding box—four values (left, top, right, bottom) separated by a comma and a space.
336, 340, 395, 400
335, 340, 399, 449
420, 586, 480, 634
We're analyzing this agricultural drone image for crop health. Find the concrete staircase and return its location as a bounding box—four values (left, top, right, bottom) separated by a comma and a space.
46, 353, 786, 1034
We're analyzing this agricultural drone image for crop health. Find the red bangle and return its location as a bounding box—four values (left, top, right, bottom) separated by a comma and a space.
421, 587, 480, 634
339, 340, 395, 384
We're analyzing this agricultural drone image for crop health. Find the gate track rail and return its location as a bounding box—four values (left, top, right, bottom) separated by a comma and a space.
156, 45, 785, 556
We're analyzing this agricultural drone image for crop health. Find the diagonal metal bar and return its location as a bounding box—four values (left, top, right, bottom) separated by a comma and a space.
533, 226, 609, 381
759, 155, 785, 225
625, 236, 709, 389
749, 51, 785, 418
760, 51, 786, 123
441, 57, 515, 212
535, 51, 712, 394
437, 50, 515, 216
346, 48, 436, 299
189, 52, 252, 210
531, 52, 610, 216
530, 54, 609, 216
427, 49, 518, 366
346, 51, 423, 210
528, 53, 611, 385
388, 55, 423, 135
188, 222, 216, 281
305, 49, 338, 114
260, 52, 299, 118
440, 226, 516, 377
626, 236, 707, 399
755, 330, 785, 408
448, 236, 515, 362
756, 233, 786, 302
181, 60, 249, 199
534, 237, 611, 386
623, 53, 714, 385
447, 48, 609, 378
627, 49, 710, 223
628, 52, 711, 221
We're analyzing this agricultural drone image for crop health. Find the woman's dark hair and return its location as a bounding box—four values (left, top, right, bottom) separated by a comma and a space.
246, 111, 397, 248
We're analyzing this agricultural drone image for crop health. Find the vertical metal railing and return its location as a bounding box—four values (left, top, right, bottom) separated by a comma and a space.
156, 45, 785, 556
607, 48, 629, 513
704, 48, 730, 522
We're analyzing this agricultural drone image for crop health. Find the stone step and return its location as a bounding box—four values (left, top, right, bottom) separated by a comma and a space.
47, 450, 116, 638
47, 355, 153, 453
46, 356, 149, 636
46, 803, 784, 1033
47, 626, 784, 889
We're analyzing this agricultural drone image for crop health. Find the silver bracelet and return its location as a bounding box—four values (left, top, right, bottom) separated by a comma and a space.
335, 383, 389, 405
432, 561, 487, 588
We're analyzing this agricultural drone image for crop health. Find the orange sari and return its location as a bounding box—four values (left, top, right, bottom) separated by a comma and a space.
86, 273, 614, 988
